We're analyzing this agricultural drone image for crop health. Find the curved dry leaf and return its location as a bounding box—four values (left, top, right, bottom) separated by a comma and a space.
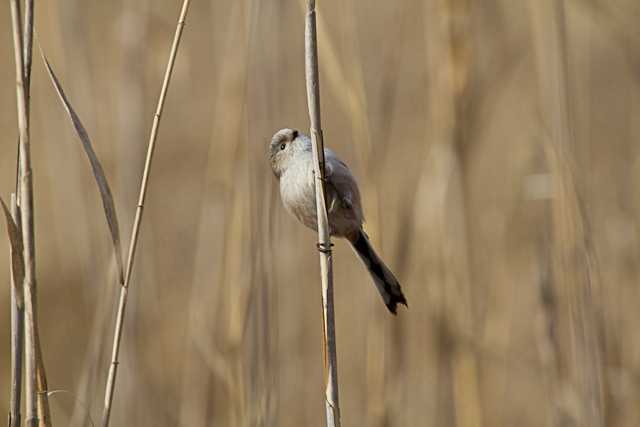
0, 196, 24, 307
40, 50, 124, 285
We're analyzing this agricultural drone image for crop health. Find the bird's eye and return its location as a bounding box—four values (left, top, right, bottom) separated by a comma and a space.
280, 143, 286, 150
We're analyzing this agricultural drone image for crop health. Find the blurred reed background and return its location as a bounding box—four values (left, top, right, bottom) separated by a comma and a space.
1, 0, 640, 426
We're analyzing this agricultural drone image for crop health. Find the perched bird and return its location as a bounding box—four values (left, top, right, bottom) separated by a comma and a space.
269, 128, 407, 314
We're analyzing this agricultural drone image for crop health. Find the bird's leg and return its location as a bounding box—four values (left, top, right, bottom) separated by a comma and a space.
316, 242, 334, 254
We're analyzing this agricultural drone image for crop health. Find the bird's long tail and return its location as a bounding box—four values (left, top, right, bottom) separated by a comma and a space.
349, 229, 407, 314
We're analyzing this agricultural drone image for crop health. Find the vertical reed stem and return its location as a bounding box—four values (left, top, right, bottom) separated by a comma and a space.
304, 1, 341, 426
101, 1, 191, 425
9, 0, 45, 425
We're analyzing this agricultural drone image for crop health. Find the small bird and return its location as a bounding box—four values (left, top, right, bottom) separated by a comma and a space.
269, 128, 407, 314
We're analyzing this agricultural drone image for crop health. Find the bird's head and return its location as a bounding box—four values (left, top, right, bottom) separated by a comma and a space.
269, 128, 304, 178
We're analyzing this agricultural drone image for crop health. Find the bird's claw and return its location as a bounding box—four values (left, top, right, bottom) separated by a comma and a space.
316, 242, 334, 254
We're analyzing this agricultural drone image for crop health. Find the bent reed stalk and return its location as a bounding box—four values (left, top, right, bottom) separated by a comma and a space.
304, 1, 341, 426
101, 1, 192, 426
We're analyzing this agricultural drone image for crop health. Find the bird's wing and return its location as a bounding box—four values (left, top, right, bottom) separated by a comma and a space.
324, 153, 363, 221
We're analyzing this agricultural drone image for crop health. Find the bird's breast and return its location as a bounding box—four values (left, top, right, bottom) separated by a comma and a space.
280, 163, 318, 231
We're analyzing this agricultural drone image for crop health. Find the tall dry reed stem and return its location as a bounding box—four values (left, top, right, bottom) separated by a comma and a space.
101, 1, 192, 425
9, 0, 52, 425
304, 1, 341, 426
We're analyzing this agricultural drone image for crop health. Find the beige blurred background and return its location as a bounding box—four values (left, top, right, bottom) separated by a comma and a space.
1, 0, 640, 426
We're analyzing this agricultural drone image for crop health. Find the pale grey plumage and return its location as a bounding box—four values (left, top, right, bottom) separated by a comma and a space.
269, 128, 407, 314
270, 128, 362, 237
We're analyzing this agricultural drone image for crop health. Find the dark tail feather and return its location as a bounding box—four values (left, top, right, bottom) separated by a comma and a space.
350, 230, 407, 314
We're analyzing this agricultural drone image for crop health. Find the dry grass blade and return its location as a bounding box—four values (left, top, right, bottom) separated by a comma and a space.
40, 51, 124, 284
1, 197, 25, 306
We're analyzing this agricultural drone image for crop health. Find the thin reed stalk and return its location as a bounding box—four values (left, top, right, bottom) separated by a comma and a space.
304, 1, 341, 426
9, 0, 51, 425
101, 1, 192, 425
8, 11, 24, 426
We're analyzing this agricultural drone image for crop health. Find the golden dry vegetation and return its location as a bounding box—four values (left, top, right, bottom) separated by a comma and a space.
1, 1, 640, 426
